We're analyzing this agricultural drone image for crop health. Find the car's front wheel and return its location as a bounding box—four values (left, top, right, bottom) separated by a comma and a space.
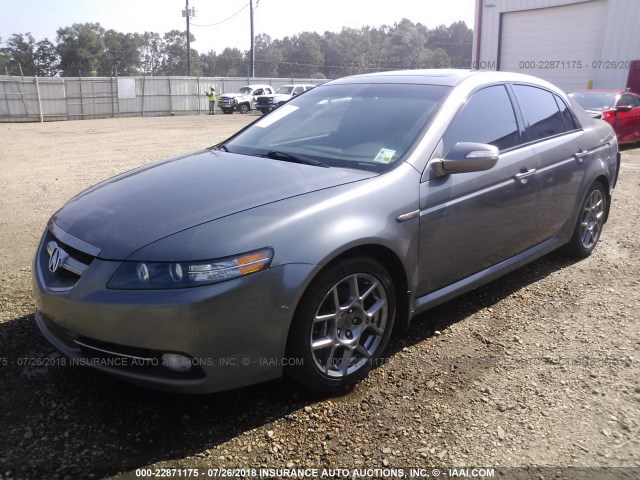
562, 180, 607, 258
238, 103, 249, 114
286, 257, 395, 392
221, 108, 233, 114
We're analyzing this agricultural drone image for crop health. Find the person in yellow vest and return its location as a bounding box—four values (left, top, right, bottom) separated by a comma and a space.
207, 87, 216, 115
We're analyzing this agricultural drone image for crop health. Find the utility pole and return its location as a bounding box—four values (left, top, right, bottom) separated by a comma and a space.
182, 0, 196, 76
249, 0, 255, 77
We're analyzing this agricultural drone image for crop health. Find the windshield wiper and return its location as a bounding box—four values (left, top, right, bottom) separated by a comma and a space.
265, 151, 329, 168
211, 144, 229, 152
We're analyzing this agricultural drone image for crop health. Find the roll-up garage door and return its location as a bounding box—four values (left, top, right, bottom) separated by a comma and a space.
499, 0, 607, 92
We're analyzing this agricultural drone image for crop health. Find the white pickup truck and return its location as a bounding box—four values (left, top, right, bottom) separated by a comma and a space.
216, 84, 274, 114
255, 84, 316, 114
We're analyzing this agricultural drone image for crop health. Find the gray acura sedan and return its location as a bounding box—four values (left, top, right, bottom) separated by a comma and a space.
33, 70, 620, 393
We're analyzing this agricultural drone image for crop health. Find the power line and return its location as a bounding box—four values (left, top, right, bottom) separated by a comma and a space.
190, 3, 249, 27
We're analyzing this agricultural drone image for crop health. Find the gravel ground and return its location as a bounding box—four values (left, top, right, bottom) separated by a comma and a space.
0, 115, 638, 479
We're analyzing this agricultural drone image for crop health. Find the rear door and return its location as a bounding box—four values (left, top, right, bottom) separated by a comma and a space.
417, 85, 538, 296
511, 85, 589, 241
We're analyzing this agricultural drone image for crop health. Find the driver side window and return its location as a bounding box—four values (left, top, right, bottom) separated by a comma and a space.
442, 85, 520, 155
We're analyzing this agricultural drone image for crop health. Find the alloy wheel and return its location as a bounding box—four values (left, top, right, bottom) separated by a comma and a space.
580, 189, 605, 249
309, 273, 388, 378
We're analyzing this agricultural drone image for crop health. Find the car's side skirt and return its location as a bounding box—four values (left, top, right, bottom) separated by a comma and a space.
411, 237, 560, 318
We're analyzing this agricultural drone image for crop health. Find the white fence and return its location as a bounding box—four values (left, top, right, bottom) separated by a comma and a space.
0, 76, 327, 122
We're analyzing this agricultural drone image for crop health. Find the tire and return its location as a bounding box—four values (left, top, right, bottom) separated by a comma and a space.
238, 104, 249, 114
258, 109, 268, 115
222, 108, 233, 115
286, 257, 396, 392
562, 180, 607, 258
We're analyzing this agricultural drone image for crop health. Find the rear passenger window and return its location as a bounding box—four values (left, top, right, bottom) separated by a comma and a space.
443, 85, 520, 154
555, 95, 578, 131
513, 85, 566, 140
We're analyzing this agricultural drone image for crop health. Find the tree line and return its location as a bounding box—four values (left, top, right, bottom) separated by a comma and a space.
0, 20, 472, 78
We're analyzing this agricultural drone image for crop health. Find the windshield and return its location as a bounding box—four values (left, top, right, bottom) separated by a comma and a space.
239, 87, 252, 94
569, 92, 616, 111
276, 86, 294, 94
224, 83, 450, 172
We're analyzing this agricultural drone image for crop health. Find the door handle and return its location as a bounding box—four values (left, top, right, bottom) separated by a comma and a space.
574, 150, 589, 163
514, 168, 536, 183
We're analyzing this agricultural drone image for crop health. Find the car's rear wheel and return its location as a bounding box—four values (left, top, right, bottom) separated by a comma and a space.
562, 180, 607, 258
238, 104, 249, 114
286, 257, 395, 392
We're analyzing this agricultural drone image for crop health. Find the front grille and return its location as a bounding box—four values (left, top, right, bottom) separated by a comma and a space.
39, 229, 96, 290
54, 238, 95, 265
257, 97, 272, 106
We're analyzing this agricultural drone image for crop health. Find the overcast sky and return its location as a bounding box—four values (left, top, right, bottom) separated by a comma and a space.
0, 0, 476, 52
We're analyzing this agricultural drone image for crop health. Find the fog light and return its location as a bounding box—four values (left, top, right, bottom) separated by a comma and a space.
161, 353, 192, 372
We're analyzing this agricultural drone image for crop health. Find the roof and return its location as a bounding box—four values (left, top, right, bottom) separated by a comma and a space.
571, 90, 631, 94
327, 69, 479, 87
324, 69, 568, 92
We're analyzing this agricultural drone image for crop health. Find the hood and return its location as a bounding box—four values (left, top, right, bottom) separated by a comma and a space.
51, 150, 375, 260
272, 94, 292, 101
218, 93, 245, 99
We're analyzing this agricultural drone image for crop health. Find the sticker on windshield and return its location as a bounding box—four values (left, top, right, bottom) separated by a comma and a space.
255, 104, 299, 128
373, 148, 396, 164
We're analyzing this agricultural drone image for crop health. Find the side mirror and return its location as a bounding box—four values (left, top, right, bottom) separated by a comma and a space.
440, 142, 499, 174
616, 105, 633, 113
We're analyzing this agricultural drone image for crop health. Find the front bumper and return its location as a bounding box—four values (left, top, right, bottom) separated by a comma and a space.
33, 231, 319, 394
258, 104, 278, 112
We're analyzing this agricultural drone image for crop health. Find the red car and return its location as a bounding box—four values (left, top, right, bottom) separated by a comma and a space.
569, 90, 640, 145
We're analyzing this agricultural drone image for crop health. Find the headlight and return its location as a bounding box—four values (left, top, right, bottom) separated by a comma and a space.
107, 248, 273, 289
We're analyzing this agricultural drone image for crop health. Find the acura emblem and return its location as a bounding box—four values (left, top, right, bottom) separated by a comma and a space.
48, 247, 63, 273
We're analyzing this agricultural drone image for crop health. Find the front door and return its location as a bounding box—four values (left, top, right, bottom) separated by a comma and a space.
613, 93, 640, 143
417, 85, 538, 297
